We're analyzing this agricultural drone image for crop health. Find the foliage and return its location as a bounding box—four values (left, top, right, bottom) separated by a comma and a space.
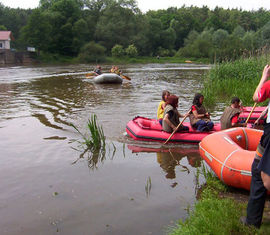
111, 44, 125, 57
202, 56, 269, 106
78, 41, 106, 62
0, 25, 7, 30
71, 114, 106, 152
2, 1, 270, 60
71, 114, 107, 170
125, 44, 138, 57
168, 164, 257, 235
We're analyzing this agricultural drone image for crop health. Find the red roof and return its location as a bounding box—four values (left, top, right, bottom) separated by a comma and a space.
0, 31, 14, 41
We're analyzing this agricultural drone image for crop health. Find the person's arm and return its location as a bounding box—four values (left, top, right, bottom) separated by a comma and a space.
253, 64, 270, 102
254, 107, 268, 125
163, 113, 177, 131
161, 102, 166, 110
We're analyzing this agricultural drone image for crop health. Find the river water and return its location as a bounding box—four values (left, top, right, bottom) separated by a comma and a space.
0, 63, 223, 235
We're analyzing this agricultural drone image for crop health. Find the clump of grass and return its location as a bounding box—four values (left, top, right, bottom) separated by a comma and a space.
202, 56, 269, 107
168, 163, 257, 235
71, 114, 106, 169
71, 114, 105, 151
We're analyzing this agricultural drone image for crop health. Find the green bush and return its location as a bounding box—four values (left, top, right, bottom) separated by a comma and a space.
78, 41, 106, 63
125, 44, 138, 57
111, 44, 125, 57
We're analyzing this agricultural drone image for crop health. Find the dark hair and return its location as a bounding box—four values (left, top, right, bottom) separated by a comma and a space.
166, 95, 178, 108
231, 97, 240, 104
162, 90, 170, 101
192, 93, 204, 107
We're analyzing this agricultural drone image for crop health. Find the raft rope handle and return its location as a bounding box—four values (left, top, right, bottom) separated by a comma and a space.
220, 149, 240, 182
199, 144, 252, 176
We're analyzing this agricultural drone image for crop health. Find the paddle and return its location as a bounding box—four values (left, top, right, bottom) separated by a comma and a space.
120, 74, 131, 81
163, 110, 191, 145
86, 71, 96, 76
85, 74, 96, 79
245, 102, 257, 124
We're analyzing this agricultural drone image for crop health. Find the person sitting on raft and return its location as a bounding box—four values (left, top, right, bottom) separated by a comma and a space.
94, 65, 102, 75
110, 66, 121, 75
189, 93, 214, 132
162, 95, 189, 133
157, 90, 170, 124
220, 97, 247, 130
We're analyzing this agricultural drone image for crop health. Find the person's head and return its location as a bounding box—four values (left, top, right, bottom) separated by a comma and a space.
231, 97, 241, 108
166, 95, 179, 108
193, 93, 204, 107
162, 90, 170, 102
97, 65, 101, 69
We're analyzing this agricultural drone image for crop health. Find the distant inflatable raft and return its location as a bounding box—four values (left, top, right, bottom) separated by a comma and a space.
199, 127, 263, 191
93, 73, 123, 84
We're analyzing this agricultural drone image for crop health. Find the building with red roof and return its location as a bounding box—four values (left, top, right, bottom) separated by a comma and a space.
0, 31, 14, 50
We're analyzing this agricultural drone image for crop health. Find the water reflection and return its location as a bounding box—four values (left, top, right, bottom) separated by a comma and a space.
128, 145, 200, 180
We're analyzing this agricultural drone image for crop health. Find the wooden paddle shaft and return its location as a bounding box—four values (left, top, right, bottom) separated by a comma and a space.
245, 102, 257, 124
163, 110, 191, 145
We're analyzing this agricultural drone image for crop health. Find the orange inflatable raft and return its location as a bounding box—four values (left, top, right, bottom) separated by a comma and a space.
199, 127, 263, 191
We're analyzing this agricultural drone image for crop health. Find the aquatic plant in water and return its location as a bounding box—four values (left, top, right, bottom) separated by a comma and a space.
71, 114, 106, 169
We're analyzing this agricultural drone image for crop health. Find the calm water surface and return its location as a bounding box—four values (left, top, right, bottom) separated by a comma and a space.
0, 63, 224, 235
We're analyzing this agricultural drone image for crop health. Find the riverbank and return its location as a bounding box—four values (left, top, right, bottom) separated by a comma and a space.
168, 166, 270, 235
33, 52, 210, 65
202, 56, 269, 107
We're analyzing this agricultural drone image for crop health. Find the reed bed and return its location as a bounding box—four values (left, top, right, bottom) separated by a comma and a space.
202, 56, 269, 107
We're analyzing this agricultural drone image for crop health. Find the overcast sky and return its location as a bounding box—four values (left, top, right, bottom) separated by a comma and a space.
0, 0, 269, 12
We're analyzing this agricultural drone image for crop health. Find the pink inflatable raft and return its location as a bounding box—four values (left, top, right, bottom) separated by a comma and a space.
239, 106, 266, 124
126, 116, 221, 144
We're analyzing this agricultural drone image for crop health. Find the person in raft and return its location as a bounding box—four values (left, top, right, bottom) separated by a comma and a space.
110, 66, 121, 75
189, 93, 214, 132
220, 97, 247, 130
157, 90, 170, 125
94, 65, 102, 75
241, 64, 270, 228
162, 95, 189, 133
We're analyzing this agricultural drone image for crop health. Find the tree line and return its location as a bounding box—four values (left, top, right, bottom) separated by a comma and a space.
1, 0, 270, 62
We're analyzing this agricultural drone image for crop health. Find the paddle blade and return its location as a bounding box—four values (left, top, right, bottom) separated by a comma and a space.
85, 75, 95, 79
121, 74, 131, 80
86, 72, 96, 76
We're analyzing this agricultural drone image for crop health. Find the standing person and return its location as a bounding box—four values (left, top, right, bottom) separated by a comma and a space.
220, 97, 246, 130
242, 64, 270, 228
162, 95, 189, 133
189, 93, 214, 132
157, 90, 170, 122
94, 65, 102, 75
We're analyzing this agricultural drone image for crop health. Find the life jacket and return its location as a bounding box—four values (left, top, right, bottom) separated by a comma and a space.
189, 105, 210, 126
162, 104, 179, 133
157, 100, 165, 119
220, 106, 241, 130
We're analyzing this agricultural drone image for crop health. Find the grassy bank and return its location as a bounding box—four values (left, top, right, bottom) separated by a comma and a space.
35, 52, 210, 65
168, 167, 270, 235
202, 56, 269, 107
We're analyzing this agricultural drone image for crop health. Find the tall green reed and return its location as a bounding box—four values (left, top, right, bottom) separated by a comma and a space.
202, 56, 269, 107
71, 114, 106, 169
